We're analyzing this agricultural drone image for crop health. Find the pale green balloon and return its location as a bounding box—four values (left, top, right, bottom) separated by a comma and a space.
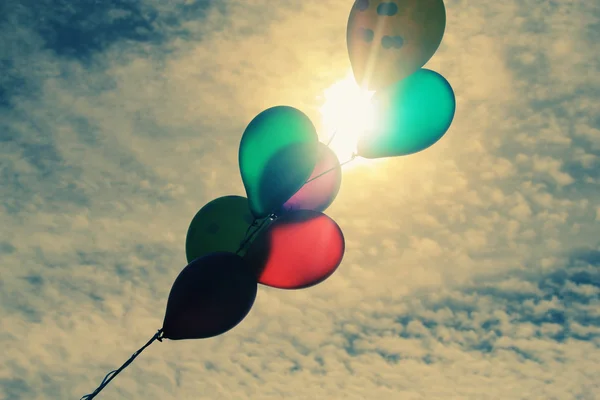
186, 195, 265, 263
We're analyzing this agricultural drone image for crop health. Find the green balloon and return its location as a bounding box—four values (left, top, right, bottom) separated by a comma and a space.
239, 106, 319, 218
186, 195, 265, 263
357, 69, 456, 159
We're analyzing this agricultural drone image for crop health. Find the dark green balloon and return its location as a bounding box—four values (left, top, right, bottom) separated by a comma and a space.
357, 69, 456, 159
239, 106, 319, 218
186, 196, 264, 263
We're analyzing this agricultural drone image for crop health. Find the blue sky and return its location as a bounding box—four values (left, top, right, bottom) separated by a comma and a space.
1, 0, 599, 398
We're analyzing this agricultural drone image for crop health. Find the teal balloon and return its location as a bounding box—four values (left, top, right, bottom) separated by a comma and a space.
357, 69, 455, 159
239, 106, 319, 218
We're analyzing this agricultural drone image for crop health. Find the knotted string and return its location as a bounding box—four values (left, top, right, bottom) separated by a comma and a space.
80, 329, 164, 399
304, 152, 357, 184
235, 215, 275, 255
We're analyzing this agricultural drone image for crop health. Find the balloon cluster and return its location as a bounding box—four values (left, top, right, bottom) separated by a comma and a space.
163, 0, 456, 341
82, 1, 456, 397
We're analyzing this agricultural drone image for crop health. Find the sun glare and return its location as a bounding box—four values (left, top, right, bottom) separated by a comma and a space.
319, 72, 376, 165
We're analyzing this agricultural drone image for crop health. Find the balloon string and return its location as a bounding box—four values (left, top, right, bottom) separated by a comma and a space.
326, 129, 338, 146
305, 153, 357, 184
242, 219, 258, 241
235, 216, 274, 255
80, 329, 164, 400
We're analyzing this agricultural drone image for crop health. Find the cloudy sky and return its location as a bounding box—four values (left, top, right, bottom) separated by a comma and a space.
2, 0, 600, 398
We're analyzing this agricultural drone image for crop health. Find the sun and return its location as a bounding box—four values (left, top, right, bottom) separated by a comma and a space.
318, 72, 376, 164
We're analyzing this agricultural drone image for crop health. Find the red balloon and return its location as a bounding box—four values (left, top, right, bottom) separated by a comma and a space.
244, 210, 345, 289
162, 252, 257, 340
282, 142, 342, 213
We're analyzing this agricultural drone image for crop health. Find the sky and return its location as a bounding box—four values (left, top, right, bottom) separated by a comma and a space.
1, 0, 600, 399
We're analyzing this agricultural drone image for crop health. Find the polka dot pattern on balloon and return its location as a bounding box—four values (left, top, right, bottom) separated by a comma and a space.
377, 2, 398, 16
356, 0, 369, 11
360, 27, 374, 42
381, 35, 404, 49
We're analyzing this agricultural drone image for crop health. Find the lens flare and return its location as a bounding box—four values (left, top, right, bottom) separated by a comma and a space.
319, 72, 376, 164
